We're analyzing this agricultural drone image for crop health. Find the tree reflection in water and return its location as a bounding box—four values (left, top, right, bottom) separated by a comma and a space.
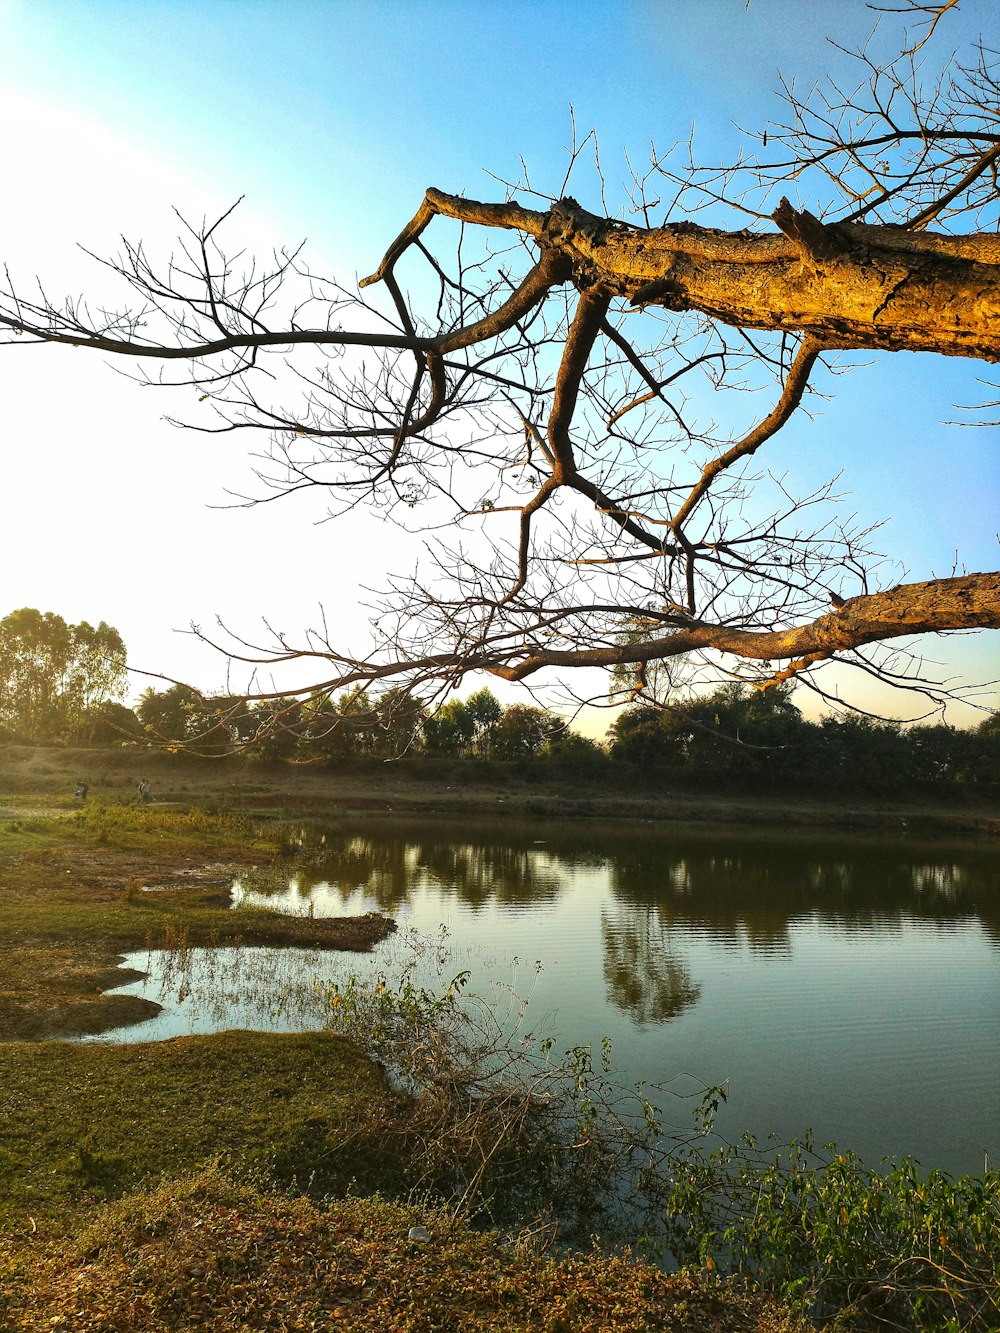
605, 834, 999, 950
264, 819, 1000, 929
105, 818, 1000, 1170
283, 831, 568, 913
601, 909, 700, 1025
244, 819, 1000, 1021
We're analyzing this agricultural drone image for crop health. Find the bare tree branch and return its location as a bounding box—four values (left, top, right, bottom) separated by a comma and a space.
1, 11, 997, 723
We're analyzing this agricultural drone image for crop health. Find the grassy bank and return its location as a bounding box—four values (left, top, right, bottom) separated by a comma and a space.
0, 1031, 400, 1239
2, 744, 995, 1329
3, 740, 997, 833
0, 800, 394, 1040
0, 1032, 806, 1331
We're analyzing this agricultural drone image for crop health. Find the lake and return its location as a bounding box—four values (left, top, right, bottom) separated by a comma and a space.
93, 815, 1000, 1179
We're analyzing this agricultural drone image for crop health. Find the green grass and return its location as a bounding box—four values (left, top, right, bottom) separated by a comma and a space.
0, 1031, 403, 1237
2, 800, 268, 852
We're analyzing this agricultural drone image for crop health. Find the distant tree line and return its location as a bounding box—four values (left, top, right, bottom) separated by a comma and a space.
608, 683, 1000, 794
131, 683, 584, 765
127, 678, 1000, 796
2, 608, 997, 795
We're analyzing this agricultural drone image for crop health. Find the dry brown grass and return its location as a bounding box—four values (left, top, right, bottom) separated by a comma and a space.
5, 1169, 811, 1332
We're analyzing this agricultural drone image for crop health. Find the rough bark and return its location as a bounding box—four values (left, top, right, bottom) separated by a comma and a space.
420, 189, 1000, 360
489, 573, 1000, 682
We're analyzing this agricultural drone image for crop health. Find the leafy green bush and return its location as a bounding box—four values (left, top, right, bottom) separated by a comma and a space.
662, 1130, 999, 1329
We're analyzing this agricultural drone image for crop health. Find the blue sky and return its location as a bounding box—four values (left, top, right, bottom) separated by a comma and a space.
0, 0, 996, 726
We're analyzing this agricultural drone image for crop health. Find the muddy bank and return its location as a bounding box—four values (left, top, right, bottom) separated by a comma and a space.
0, 808, 395, 1042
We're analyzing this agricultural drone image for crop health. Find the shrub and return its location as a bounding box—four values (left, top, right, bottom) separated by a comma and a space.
319, 942, 1000, 1330
663, 1134, 1000, 1330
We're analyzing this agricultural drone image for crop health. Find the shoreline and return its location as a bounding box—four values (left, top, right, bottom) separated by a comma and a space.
2, 742, 995, 1043
2, 741, 997, 837
2, 753, 995, 1331
301, 784, 999, 837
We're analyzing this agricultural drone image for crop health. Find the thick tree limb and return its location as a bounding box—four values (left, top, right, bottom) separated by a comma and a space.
410, 190, 1000, 360
4, 191, 998, 367
488, 573, 1000, 681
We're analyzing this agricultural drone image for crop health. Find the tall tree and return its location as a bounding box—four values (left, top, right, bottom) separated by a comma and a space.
490, 703, 558, 761
299, 689, 377, 762
0, 609, 126, 741
136, 684, 197, 743
1, 7, 997, 726
372, 687, 427, 758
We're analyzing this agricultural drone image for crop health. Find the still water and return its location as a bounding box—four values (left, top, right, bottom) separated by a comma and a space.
96, 817, 999, 1178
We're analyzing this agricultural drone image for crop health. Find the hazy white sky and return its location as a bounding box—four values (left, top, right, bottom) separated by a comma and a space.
0, 0, 996, 727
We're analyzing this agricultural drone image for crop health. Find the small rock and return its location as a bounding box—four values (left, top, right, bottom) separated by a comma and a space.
407, 1225, 432, 1243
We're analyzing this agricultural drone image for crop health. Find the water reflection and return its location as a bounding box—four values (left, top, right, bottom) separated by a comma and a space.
605, 837, 998, 950
601, 910, 701, 1025
265, 834, 566, 912
86, 945, 333, 1042
911, 860, 977, 901
252, 821, 1000, 950
97, 816, 999, 1174
154, 944, 328, 1028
